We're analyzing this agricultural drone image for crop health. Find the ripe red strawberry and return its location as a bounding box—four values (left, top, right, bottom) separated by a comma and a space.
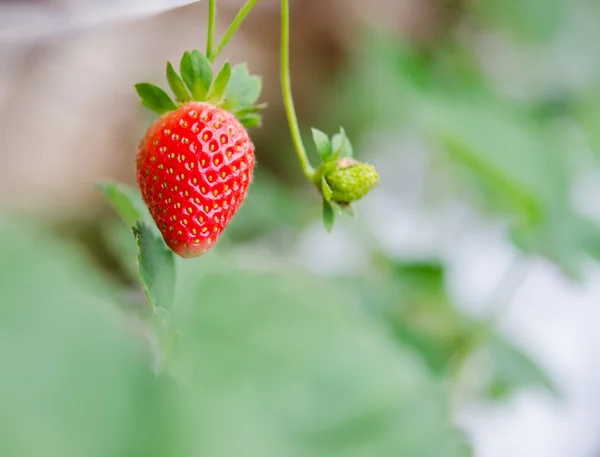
134, 50, 264, 258
137, 102, 254, 258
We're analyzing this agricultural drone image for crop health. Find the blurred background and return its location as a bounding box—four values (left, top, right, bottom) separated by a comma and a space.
2, 0, 600, 456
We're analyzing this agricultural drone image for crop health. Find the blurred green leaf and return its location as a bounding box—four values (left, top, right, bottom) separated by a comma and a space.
419, 95, 598, 276
98, 181, 154, 230
471, 0, 567, 42
575, 90, 600, 159
99, 219, 140, 282
0, 216, 174, 457
330, 34, 424, 136
173, 261, 470, 457
420, 98, 547, 223
132, 222, 175, 310
484, 334, 558, 400
378, 261, 473, 376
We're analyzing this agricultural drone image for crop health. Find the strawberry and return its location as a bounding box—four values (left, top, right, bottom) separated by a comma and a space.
137, 102, 254, 257
135, 50, 264, 258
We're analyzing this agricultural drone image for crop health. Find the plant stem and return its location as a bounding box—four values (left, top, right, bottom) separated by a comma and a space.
281, 0, 315, 180
211, 0, 259, 62
206, 0, 217, 59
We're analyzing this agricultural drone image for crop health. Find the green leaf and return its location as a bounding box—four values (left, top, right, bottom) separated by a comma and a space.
224, 63, 262, 110
321, 176, 332, 201
132, 222, 175, 310
98, 182, 147, 226
180, 50, 213, 100
322, 199, 335, 232
174, 262, 470, 457
0, 217, 174, 457
331, 127, 354, 159
97, 181, 159, 236
312, 128, 332, 161
98, 182, 143, 227
207, 62, 232, 104
239, 113, 262, 129
485, 333, 558, 400
166, 61, 191, 104
135, 83, 177, 114
99, 220, 140, 282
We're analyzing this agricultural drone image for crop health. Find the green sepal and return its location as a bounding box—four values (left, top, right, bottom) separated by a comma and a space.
137, 50, 265, 123
312, 128, 332, 161
180, 50, 212, 100
135, 83, 177, 115
321, 175, 332, 201
322, 199, 335, 233
345, 204, 357, 219
166, 61, 191, 104
224, 63, 262, 111
240, 113, 262, 129
332, 202, 357, 219
320, 160, 339, 176
331, 127, 353, 159
233, 103, 268, 117
330, 202, 345, 216
207, 62, 232, 104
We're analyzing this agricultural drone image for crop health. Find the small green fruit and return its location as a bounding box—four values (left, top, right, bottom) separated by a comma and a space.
325, 158, 379, 204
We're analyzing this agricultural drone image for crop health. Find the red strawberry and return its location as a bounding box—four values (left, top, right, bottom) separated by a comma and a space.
134, 50, 264, 258
137, 102, 254, 258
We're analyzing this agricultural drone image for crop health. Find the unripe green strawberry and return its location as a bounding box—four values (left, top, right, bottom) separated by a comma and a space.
325, 158, 379, 204
137, 102, 254, 258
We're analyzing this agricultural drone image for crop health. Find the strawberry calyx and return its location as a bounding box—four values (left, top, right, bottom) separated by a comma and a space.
309, 127, 379, 232
135, 49, 265, 128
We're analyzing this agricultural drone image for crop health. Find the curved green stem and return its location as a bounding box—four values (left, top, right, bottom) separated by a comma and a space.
281, 0, 315, 180
211, 0, 259, 62
206, 0, 217, 59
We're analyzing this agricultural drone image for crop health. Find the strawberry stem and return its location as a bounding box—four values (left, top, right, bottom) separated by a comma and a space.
206, 0, 217, 59
280, 0, 316, 181
211, 0, 259, 63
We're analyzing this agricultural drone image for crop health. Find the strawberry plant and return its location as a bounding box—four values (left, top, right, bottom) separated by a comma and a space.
4, 1, 592, 455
